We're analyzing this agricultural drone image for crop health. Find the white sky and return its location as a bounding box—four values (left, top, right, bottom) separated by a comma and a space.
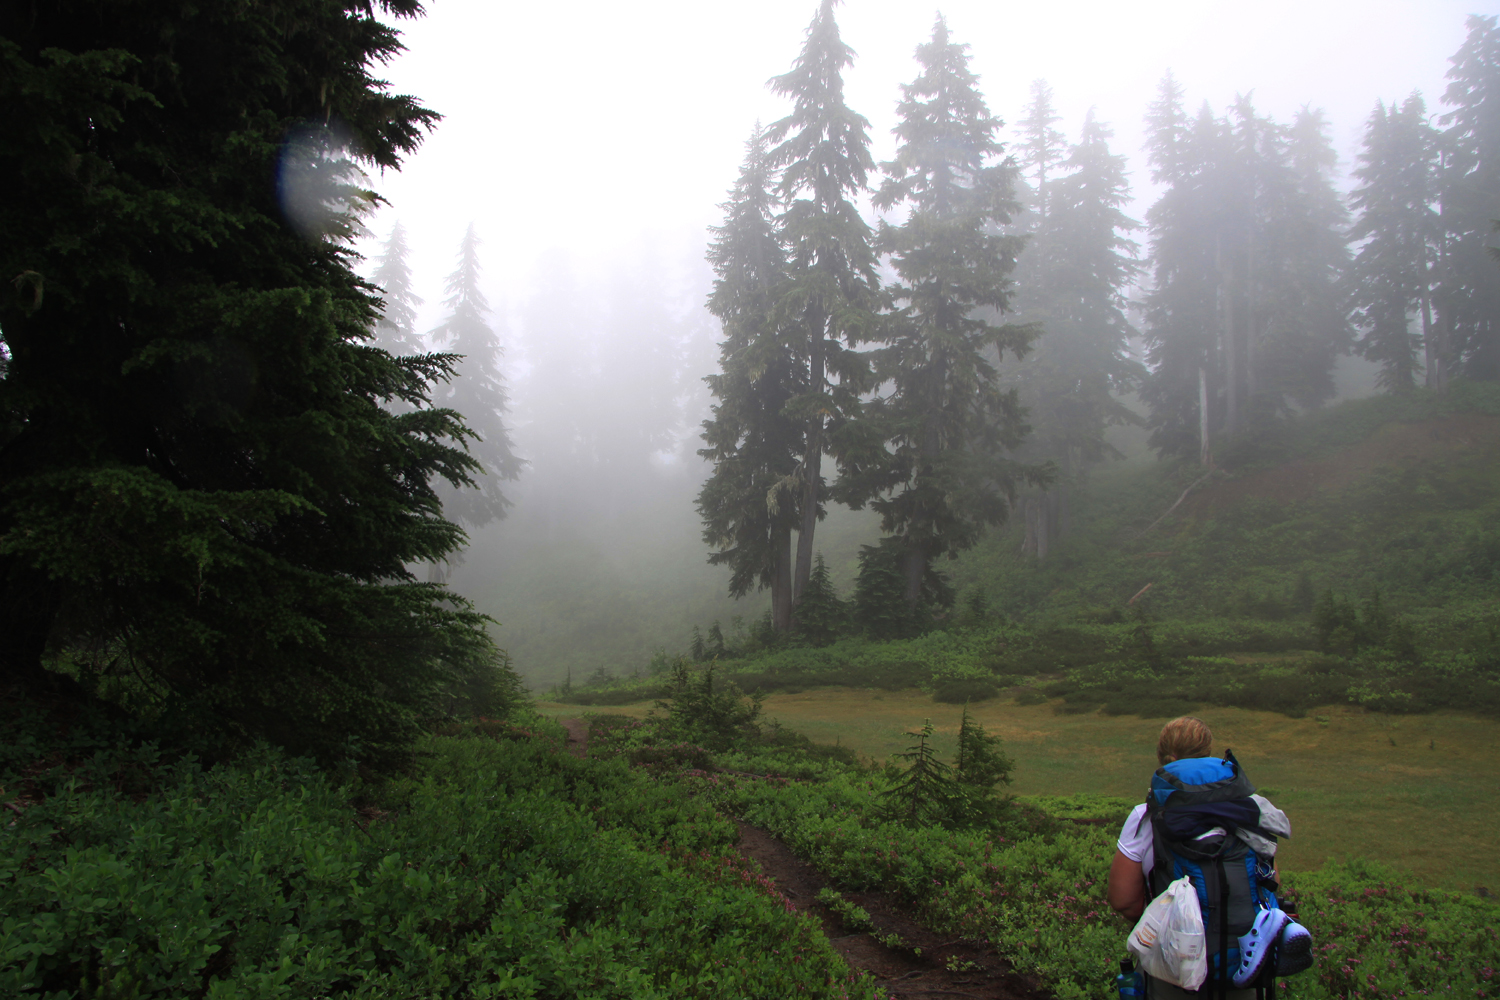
360, 0, 1492, 331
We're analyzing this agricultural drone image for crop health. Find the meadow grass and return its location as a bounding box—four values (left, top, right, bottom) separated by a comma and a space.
537, 692, 1500, 891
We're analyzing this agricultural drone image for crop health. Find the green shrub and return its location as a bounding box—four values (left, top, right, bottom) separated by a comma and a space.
1, 720, 881, 999
933, 678, 1000, 703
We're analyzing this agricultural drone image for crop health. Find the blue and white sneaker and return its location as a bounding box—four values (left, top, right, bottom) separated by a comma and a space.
1275, 919, 1313, 977
1233, 907, 1292, 988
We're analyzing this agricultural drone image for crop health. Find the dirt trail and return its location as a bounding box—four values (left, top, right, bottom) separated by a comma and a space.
732, 821, 1049, 999
559, 718, 1051, 998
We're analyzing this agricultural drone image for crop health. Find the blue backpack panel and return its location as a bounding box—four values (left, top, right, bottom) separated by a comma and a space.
1142, 751, 1280, 995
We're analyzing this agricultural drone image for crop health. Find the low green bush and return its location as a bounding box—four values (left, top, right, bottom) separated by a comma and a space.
933, 679, 1001, 703
701, 762, 1500, 1000
1, 716, 881, 999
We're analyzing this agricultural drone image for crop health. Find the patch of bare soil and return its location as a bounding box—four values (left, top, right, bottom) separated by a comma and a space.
1183, 414, 1500, 514
558, 717, 588, 757
733, 820, 1052, 1000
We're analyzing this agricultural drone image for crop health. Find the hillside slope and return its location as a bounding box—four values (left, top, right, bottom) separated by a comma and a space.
948, 382, 1500, 632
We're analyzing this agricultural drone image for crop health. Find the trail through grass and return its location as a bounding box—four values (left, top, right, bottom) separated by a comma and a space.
538, 693, 1500, 891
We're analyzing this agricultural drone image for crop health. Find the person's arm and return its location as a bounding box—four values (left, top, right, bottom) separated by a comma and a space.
1107, 850, 1148, 921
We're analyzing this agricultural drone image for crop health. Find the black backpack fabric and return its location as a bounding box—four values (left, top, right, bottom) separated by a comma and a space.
1139, 751, 1281, 997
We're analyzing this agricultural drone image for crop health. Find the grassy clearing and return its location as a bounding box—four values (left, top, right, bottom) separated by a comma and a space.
538, 692, 1500, 891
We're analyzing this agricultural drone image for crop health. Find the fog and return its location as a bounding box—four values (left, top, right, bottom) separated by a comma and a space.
353, 0, 1488, 687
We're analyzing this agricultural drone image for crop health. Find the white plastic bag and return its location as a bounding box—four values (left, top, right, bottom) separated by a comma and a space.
1126, 875, 1208, 990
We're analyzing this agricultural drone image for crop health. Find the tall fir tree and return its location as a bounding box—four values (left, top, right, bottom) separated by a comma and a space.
698, 124, 804, 632
427, 225, 522, 548
1347, 94, 1440, 393
1438, 14, 1500, 381
370, 221, 424, 356
1006, 108, 1145, 558
1140, 80, 1348, 462
792, 553, 846, 645
1140, 81, 1224, 463
840, 15, 1041, 605
765, 0, 882, 604
1261, 107, 1351, 410
0, 0, 520, 765
1017, 79, 1068, 223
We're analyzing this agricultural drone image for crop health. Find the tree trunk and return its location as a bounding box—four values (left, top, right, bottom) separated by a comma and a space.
1198, 366, 1213, 467
1422, 293, 1435, 389
903, 545, 925, 607
793, 307, 826, 603
903, 372, 943, 606
771, 525, 793, 632
1218, 236, 1239, 437
1245, 226, 1257, 405
1035, 500, 1050, 562
1019, 496, 1036, 556
1053, 484, 1069, 544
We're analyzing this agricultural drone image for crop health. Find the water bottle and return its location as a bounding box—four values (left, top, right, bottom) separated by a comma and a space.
1115, 957, 1144, 999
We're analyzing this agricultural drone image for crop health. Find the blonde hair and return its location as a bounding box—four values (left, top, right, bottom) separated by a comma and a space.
1157, 716, 1213, 765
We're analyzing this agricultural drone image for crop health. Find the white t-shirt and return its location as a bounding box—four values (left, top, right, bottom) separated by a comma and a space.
1118, 803, 1157, 875
1117, 803, 1229, 878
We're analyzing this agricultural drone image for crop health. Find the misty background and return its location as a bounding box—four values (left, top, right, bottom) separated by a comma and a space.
352, 0, 1487, 688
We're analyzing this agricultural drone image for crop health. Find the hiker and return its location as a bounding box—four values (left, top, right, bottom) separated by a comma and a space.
1107, 717, 1310, 999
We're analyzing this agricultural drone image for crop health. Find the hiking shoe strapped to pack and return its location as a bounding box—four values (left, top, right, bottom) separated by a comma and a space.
1275, 919, 1313, 977
1232, 907, 1292, 988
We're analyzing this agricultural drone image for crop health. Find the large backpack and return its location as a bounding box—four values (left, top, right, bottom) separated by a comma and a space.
1141, 751, 1281, 997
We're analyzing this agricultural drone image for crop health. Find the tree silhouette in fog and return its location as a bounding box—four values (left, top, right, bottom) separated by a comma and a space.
427, 224, 522, 557
838, 15, 1045, 607
699, 124, 805, 632
765, 0, 883, 606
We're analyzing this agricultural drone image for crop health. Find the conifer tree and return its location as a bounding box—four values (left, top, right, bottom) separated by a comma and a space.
0, 0, 517, 765
1347, 94, 1440, 393
765, 0, 882, 603
793, 553, 846, 645
1140, 81, 1348, 460
370, 221, 424, 356
1017, 79, 1068, 222
427, 225, 522, 543
1140, 81, 1225, 463
883, 719, 954, 827
1006, 109, 1144, 557
1438, 14, 1500, 381
839, 16, 1041, 605
950, 705, 1014, 826
1262, 108, 1351, 409
698, 125, 803, 631
954, 704, 1013, 790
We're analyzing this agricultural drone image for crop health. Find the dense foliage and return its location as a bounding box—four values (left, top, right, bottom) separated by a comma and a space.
0, 706, 879, 999
707, 768, 1500, 1000
840, 16, 1042, 607
0, 0, 515, 766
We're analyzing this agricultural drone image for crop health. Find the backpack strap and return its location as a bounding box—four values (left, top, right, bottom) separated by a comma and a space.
1214, 856, 1231, 998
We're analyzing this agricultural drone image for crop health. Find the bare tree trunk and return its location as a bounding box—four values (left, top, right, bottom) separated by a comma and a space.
903, 546, 924, 607
793, 308, 826, 603
1245, 227, 1257, 406
1053, 485, 1070, 544
771, 525, 793, 632
1422, 293, 1435, 389
1198, 366, 1213, 467
1053, 449, 1072, 544
1035, 500, 1050, 562
1019, 496, 1037, 556
1218, 236, 1239, 437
